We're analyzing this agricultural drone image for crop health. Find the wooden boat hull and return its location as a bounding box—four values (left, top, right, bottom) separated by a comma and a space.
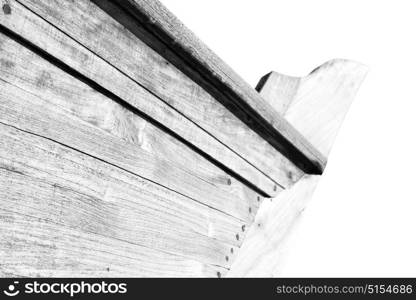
0, 0, 366, 277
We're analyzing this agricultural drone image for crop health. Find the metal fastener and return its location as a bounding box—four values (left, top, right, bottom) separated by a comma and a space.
2, 3, 11, 15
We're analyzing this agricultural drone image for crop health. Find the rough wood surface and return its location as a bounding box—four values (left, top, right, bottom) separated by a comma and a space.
100, 0, 327, 174
0, 32, 266, 224
0, 123, 233, 276
19, 0, 303, 189
0, 0, 367, 278
0, 31, 262, 223
0, 0, 279, 196
0, 212, 226, 277
227, 175, 320, 277
258, 59, 368, 157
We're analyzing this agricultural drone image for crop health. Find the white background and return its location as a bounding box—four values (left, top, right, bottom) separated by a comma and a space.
161, 0, 416, 276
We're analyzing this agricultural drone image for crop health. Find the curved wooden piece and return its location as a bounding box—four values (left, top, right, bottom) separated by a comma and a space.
229, 60, 368, 277
228, 175, 320, 277
257, 59, 368, 158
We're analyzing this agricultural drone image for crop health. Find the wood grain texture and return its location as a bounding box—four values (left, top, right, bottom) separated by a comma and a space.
258, 59, 368, 157
0, 0, 279, 197
109, 0, 326, 174
19, 0, 303, 189
0, 0, 367, 278
227, 175, 320, 277
0, 123, 236, 275
0, 31, 261, 223
0, 211, 226, 277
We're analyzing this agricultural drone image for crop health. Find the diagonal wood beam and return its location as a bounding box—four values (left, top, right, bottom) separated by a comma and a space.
101, 0, 327, 174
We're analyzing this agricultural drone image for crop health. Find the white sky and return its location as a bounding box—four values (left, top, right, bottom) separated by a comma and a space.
161, 0, 416, 276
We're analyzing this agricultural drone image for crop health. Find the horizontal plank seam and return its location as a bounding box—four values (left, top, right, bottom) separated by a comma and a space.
0, 118, 240, 262
0, 115, 245, 224
91, 0, 295, 188
0, 272, 29, 278
13, 0, 283, 194
111, 0, 325, 174
0, 207, 229, 272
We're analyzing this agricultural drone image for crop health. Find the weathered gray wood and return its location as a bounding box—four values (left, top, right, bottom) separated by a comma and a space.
0, 0, 280, 196
257, 59, 368, 157
0, 123, 238, 273
19, 0, 303, 189
0, 211, 226, 277
0, 31, 261, 223
227, 175, 320, 277
109, 0, 326, 173
0, 0, 367, 278
0, 81, 253, 225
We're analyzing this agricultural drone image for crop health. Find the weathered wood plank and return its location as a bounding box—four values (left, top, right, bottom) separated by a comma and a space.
0, 122, 240, 272
0, 77, 253, 224
0, 211, 227, 277
108, 0, 326, 173
0, 0, 279, 196
0, 31, 261, 223
257, 59, 368, 157
20, 0, 302, 189
227, 175, 320, 277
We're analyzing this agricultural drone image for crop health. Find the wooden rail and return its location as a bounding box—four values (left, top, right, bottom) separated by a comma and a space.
96, 0, 327, 174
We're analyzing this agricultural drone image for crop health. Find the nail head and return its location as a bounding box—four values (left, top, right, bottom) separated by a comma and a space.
2, 4, 11, 14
